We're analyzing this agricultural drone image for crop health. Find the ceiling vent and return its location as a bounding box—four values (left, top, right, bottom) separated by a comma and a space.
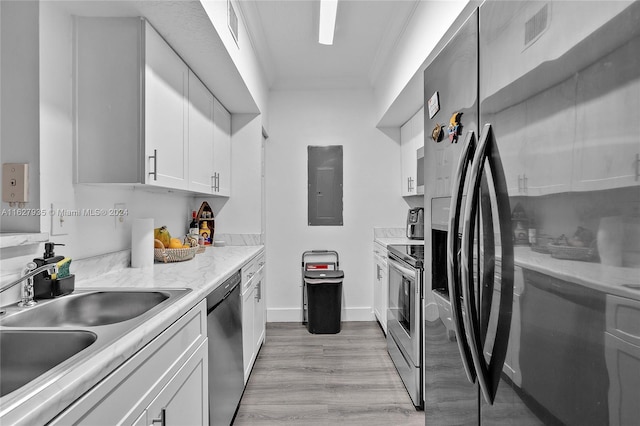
524, 3, 549, 48
228, 0, 239, 46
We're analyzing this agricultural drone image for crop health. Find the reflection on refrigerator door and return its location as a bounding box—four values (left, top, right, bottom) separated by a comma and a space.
425, 1, 640, 424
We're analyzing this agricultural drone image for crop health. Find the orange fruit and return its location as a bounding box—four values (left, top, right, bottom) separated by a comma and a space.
168, 238, 183, 249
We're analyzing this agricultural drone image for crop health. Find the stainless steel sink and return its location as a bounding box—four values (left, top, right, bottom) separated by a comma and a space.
1, 291, 170, 327
0, 330, 97, 397
0, 288, 191, 400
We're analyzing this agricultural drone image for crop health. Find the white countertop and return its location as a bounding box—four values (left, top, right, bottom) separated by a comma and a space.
0, 245, 263, 425
375, 237, 425, 247
514, 247, 640, 301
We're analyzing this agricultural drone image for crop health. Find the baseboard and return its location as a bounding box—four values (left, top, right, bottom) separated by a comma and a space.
266, 307, 375, 323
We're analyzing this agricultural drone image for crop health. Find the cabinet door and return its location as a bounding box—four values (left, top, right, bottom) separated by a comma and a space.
373, 255, 388, 334
401, 116, 417, 196
379, 259, 388, 334
572, 32, 640, 192
213, 97, 232, 196
373, 253, 381, 323
253, 275, 266, 356
146, 339, 208, 426
188, 70, 215, 194
242, 283, 255, 384
144, 22, 189, 190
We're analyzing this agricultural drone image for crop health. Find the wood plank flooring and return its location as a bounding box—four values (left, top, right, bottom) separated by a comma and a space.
234, 322, 424, 425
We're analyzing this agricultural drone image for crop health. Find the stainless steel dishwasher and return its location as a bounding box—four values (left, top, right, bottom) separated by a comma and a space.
206, 271, 243, 426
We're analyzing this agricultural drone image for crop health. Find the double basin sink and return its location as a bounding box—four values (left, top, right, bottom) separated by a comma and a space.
0, 288, 190, 400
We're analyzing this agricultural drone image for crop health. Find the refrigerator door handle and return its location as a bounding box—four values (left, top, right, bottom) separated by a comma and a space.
461, 124, 514, 405
447, 130, 477, 384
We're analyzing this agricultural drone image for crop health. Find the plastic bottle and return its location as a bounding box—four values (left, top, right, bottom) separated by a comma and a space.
199, 221, 211, 245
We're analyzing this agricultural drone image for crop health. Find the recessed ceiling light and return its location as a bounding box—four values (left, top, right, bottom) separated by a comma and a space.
319, 0, 338, 45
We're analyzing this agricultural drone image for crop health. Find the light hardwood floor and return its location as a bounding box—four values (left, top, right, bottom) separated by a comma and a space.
234, 322, 424, 425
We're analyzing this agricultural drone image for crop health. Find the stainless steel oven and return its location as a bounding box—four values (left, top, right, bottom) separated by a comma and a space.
387, 244, 423, 409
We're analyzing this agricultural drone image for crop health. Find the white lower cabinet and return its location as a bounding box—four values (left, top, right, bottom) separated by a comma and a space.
241, 252, 266, 384
50, 300, 208, 425
145, 341, 208, 426
373, 242, 388, 334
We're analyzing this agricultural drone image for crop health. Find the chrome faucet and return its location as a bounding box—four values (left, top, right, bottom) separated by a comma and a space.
0, 262, 58, 307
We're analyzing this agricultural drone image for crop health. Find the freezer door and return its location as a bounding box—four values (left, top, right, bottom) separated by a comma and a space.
424, 7, 480, 426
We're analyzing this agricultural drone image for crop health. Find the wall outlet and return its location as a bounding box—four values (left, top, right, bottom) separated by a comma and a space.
2, 163, 29, 204
114, 203, 127, 230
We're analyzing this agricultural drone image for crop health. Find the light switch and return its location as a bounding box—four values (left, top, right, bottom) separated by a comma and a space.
50, 203, 70, 236
2, 163, 29, 204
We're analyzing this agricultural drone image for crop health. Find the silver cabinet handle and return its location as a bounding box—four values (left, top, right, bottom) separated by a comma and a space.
254, 280, 261, 301
149, 149, 158, 181
211, 175, 216, 191
635, 153, 639, 181
447, 130, 478, 385
151, 408, 166, 426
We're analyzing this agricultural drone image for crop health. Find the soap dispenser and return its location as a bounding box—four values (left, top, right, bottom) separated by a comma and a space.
33, 242, 75, 299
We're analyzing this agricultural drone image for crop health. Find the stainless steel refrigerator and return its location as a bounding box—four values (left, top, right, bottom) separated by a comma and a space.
423, 1, 640, 424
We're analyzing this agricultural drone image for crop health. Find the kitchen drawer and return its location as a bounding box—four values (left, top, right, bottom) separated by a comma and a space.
242, 259, 257, 293
373, 242, 387, 258
242, 252, 265, 293
51, 300, 207, 425
606, 294, 640, 346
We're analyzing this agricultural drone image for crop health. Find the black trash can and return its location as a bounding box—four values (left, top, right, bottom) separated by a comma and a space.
304, 269, 344, 334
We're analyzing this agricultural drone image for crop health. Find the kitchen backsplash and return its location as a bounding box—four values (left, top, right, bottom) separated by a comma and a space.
214, 234, 262, 246
374, 228, 406, 238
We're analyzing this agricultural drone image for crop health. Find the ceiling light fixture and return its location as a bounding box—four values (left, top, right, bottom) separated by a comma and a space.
319, 0, 338, 45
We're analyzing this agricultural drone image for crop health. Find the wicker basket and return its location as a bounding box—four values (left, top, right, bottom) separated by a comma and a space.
548, 243, 597, 262
154, 246, 199, 263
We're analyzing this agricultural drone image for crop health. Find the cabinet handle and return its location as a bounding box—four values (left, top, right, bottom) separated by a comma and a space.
151, 408, 166, 426
523, 174, 528, 194
211, 175, 216, 191
149, 149, 158, 181
255, 280, 261, 301
635, 153, 639, 181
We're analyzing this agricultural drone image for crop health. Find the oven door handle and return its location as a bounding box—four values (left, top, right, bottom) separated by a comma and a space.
388, 257, 418, 280
461, 123, 514, 405
447, 130, 477, 384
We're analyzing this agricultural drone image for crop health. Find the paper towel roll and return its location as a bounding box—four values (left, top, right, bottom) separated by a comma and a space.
131, 218, 154, 268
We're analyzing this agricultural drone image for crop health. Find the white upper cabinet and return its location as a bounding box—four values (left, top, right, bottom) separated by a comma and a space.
144, 23, 189, 190
572, 33, 640, 192
75, 17, 231, 196
400, 107, 424, 196
187, 70, 216, 194
213, 98, 232, 197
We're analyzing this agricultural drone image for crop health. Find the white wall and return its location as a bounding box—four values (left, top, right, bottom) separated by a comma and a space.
200, 0, 269, 127
1, 2, 195, 302
373, 0, 469, 126
266, 88, 408, 322
202, 113, 263, 235
0, 0, 40, 233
